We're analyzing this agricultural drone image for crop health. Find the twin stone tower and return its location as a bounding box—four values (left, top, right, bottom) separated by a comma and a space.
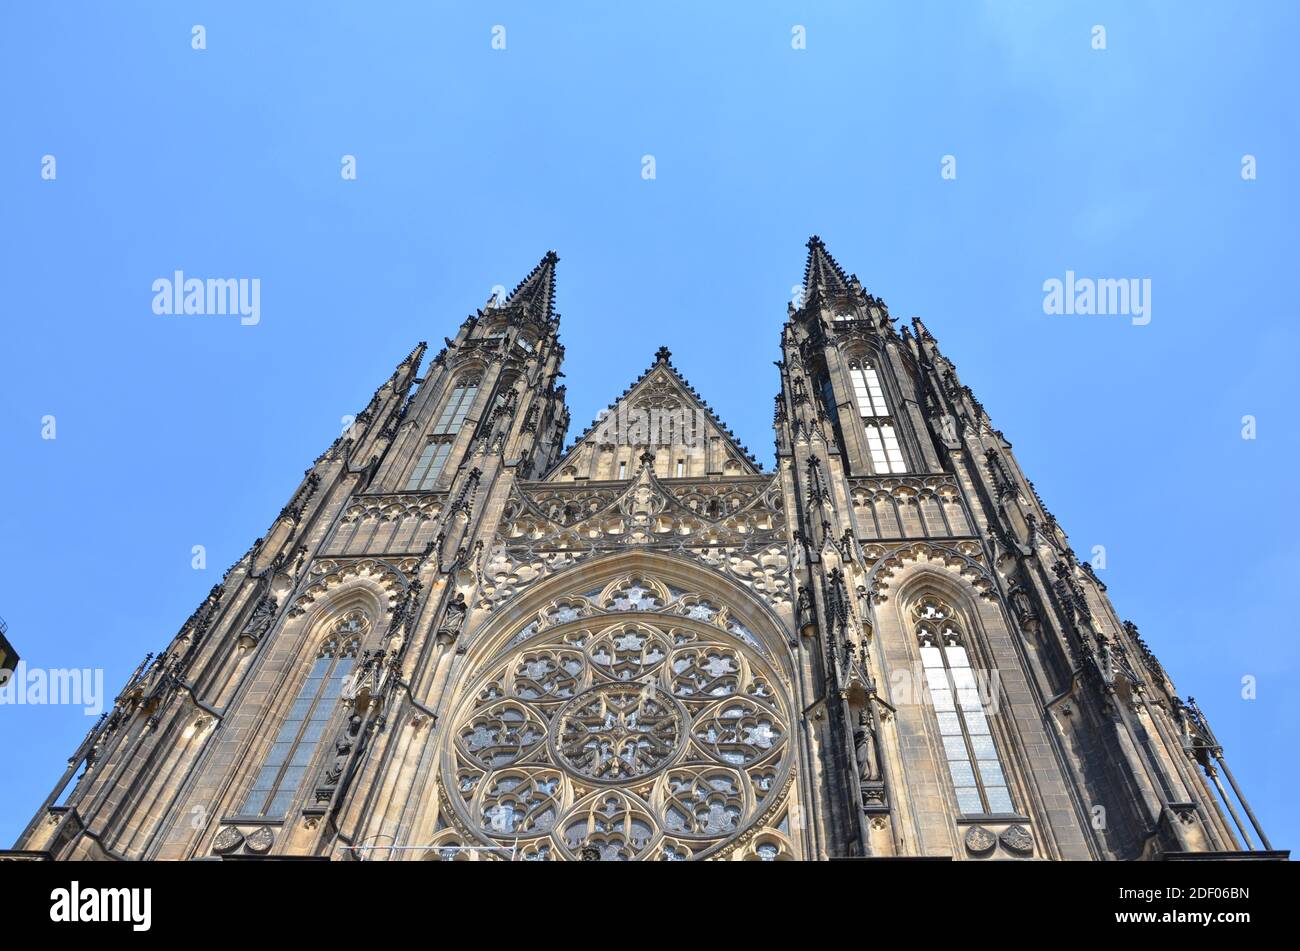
7, 239, 1277, 862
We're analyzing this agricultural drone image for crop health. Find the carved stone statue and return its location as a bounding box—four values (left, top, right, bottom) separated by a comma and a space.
317, 714, 364, 802
785, 530, 806, 569
855, 584, 873, 620
796, 586, 815, 636
238, 595, 278, 648
1010, 586, 1037, 625
438, 591, 468, 643
853, 708, 879, 783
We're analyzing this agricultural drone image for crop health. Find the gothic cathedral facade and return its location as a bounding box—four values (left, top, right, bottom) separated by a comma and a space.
8, 239, 1277, 861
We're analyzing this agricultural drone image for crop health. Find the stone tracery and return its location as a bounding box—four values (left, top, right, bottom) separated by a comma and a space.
441, 572, 795, 860
477, 473, 791, 611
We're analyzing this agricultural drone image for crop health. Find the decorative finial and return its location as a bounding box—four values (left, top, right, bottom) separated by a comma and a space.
654, 346, 671, 364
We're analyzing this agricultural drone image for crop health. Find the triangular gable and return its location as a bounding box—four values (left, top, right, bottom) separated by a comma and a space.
542, 348, 762, 482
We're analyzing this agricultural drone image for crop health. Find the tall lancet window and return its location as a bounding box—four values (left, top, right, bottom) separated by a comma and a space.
407, 439, 453, 491
406, 376, 480, 490
864, 424, 906, 474
849, 361, 889, 416
239, 612, 366, 818
912, 596, 1014, 816
432, 377, 481, 435
818, 376, 840, 425
849, 360, 906, 473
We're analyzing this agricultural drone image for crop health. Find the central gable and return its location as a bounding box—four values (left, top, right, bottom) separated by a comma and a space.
542, 347, 763, 482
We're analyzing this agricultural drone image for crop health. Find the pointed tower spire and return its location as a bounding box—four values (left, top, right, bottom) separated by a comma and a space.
398, 339, 428, 373
803, 235, 852, 299
501, 250, 559, 324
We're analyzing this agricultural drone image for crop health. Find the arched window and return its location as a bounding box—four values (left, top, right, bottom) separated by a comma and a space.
849, 360, 907, 474
238, 612, 366, 818
911, 595, 1013, 816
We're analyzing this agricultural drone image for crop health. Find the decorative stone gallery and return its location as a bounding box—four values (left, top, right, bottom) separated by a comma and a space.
4, 241, 1278, 862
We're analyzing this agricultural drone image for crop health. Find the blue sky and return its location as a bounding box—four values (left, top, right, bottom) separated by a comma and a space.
1, 2, 1296, 852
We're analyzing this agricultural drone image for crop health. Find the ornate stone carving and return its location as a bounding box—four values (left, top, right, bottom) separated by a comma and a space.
496, 573, 773, 662
999, 824, 1034, 856
862, 541, 994, 603
479, 474, 791, 611
244, 826, 274, 854
211, 826, 244, 855
965, 825, 996, 856
553, 684, 684, 782
442, 604, 792, 861
289, 558, 405, 618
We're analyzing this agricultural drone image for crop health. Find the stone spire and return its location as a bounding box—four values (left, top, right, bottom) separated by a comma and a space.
500, 250, 559, 324
802, 235, 853, 300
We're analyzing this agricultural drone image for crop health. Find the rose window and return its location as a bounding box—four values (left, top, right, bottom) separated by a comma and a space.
442, 584, 794, 860
554, 684, 684, 782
